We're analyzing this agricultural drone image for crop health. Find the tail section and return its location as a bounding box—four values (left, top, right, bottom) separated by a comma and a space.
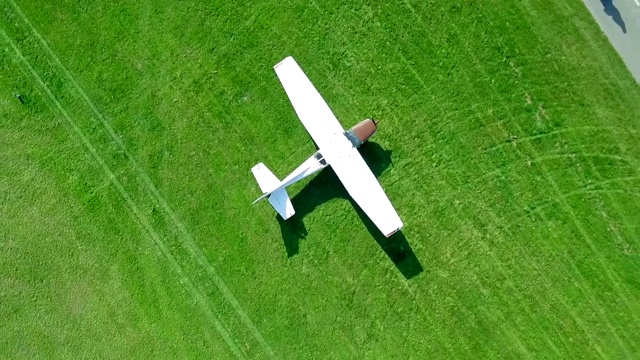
251, 163, 295, 219
267, 188, 295, 219
252, 163, 280, 193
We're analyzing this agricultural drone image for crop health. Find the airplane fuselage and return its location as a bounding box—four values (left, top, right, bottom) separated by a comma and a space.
252, 56, 403, 237
274, 118, 378, 193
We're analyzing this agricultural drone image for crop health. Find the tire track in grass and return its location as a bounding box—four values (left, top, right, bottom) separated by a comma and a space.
392, 53, 548, 360
461, 1, 635, 354
396, 1, 632, 356
5, 1, 276, 357
475, 152, 637, 196
344, 6, 525, 356
368, 8, 538, 356
519, 0, 640, 324
314, 5, 463, 357
1, 29, 245, 360
370, 18, 543, 360
532, 153, 637, 166
380, 17, 543, 355
501, 180, 640, 234
483, 125, 639, 154
540, 0, 640, 250
395, 48, 590, 357
458, 28, 623, 360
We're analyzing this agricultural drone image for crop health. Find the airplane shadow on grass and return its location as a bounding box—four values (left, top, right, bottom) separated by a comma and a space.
276, 141, 424, 279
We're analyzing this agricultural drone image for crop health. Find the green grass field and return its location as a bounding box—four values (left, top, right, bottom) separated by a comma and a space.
2, 0, 640, 358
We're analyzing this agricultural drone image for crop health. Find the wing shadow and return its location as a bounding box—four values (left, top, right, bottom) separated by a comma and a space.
277, 141, 424, 279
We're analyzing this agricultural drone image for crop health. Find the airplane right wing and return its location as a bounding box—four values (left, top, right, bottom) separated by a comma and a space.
274, 57, 346, 150
330, 146, 404, 237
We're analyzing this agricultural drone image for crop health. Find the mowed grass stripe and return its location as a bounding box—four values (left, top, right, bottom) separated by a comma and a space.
402, 0, 637, 356
394, 3, 563, 355
462, 2, 636, 354
516, 0, 640, 316
0, 29, 247, 359
464, 26, 629, 360
318, 4, 496, 356
366, 4, 549, 356
401, 47, 550, 360
4, 1, 276, 357
350, 2, 624, 354
547, 0, 640, 297
3, 0, 639, 357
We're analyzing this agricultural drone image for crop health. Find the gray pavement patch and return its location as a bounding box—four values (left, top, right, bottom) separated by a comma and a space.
583, 0, 640, 82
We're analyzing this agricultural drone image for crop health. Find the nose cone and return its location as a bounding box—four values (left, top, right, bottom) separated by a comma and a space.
350, 118, 377, 143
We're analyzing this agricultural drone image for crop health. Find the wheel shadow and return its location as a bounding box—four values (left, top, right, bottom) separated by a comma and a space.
276, 141, 424, 279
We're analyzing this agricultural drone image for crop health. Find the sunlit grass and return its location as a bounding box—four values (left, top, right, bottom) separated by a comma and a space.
1, 0, 639, 358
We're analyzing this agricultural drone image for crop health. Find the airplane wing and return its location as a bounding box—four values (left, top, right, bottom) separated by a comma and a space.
274, 57, 346, 150
330, 147, 403, 237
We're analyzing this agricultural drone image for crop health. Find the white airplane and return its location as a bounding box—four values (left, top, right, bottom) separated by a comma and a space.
251, 56, 403, 237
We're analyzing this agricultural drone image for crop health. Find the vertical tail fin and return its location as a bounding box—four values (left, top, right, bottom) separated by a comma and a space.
251, 163, 295, 219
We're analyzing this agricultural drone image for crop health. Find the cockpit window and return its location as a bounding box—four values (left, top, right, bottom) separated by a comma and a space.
314, 152, 327, 166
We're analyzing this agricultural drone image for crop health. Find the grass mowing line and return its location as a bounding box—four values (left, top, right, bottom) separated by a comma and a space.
447, 88, 597, 356
416, 89, 580, 356
483, 125, 639, 154
516, 0, 639, 319
314, 12, 476, 354
397, 60, 543, 358
320, 16, 465, 354
382, 39, 539, 357
532, 153, 637, 166
463, 113, 634, 355
505, 107, 630, 357
546, 1, 640, 309
561, 126, 640, 314
569, 150, 640, 257
400, 3, 622, 354
464, 47, 619, 360
386, 28, 543, 354
474, 189, 585, 354
460, 4, 634, 353
390, 4, 632, 350
0, 29, 246, 360
501, 186, 640, 235
344, 13, 504, 354
4, 2, 276, 356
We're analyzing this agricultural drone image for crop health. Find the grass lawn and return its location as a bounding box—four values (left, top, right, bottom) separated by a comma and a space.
1, 0, 639, 358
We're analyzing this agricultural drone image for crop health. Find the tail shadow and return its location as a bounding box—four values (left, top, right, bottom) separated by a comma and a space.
277, 141, 424, 279
601, 0, 627, 33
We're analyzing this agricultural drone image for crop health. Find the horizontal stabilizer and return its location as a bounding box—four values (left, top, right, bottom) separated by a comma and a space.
251, 162, 280, 193
251, 162, 296, 218
268, 188, 295, 219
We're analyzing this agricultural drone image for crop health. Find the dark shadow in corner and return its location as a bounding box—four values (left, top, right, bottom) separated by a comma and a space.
349, 201, 424, 279
601, 0, 627, 33
277, 141, 423, 279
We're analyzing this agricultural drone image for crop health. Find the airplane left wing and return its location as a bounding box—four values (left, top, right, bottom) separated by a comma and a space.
274, 57, 346, 150
330, 147, 403, 237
